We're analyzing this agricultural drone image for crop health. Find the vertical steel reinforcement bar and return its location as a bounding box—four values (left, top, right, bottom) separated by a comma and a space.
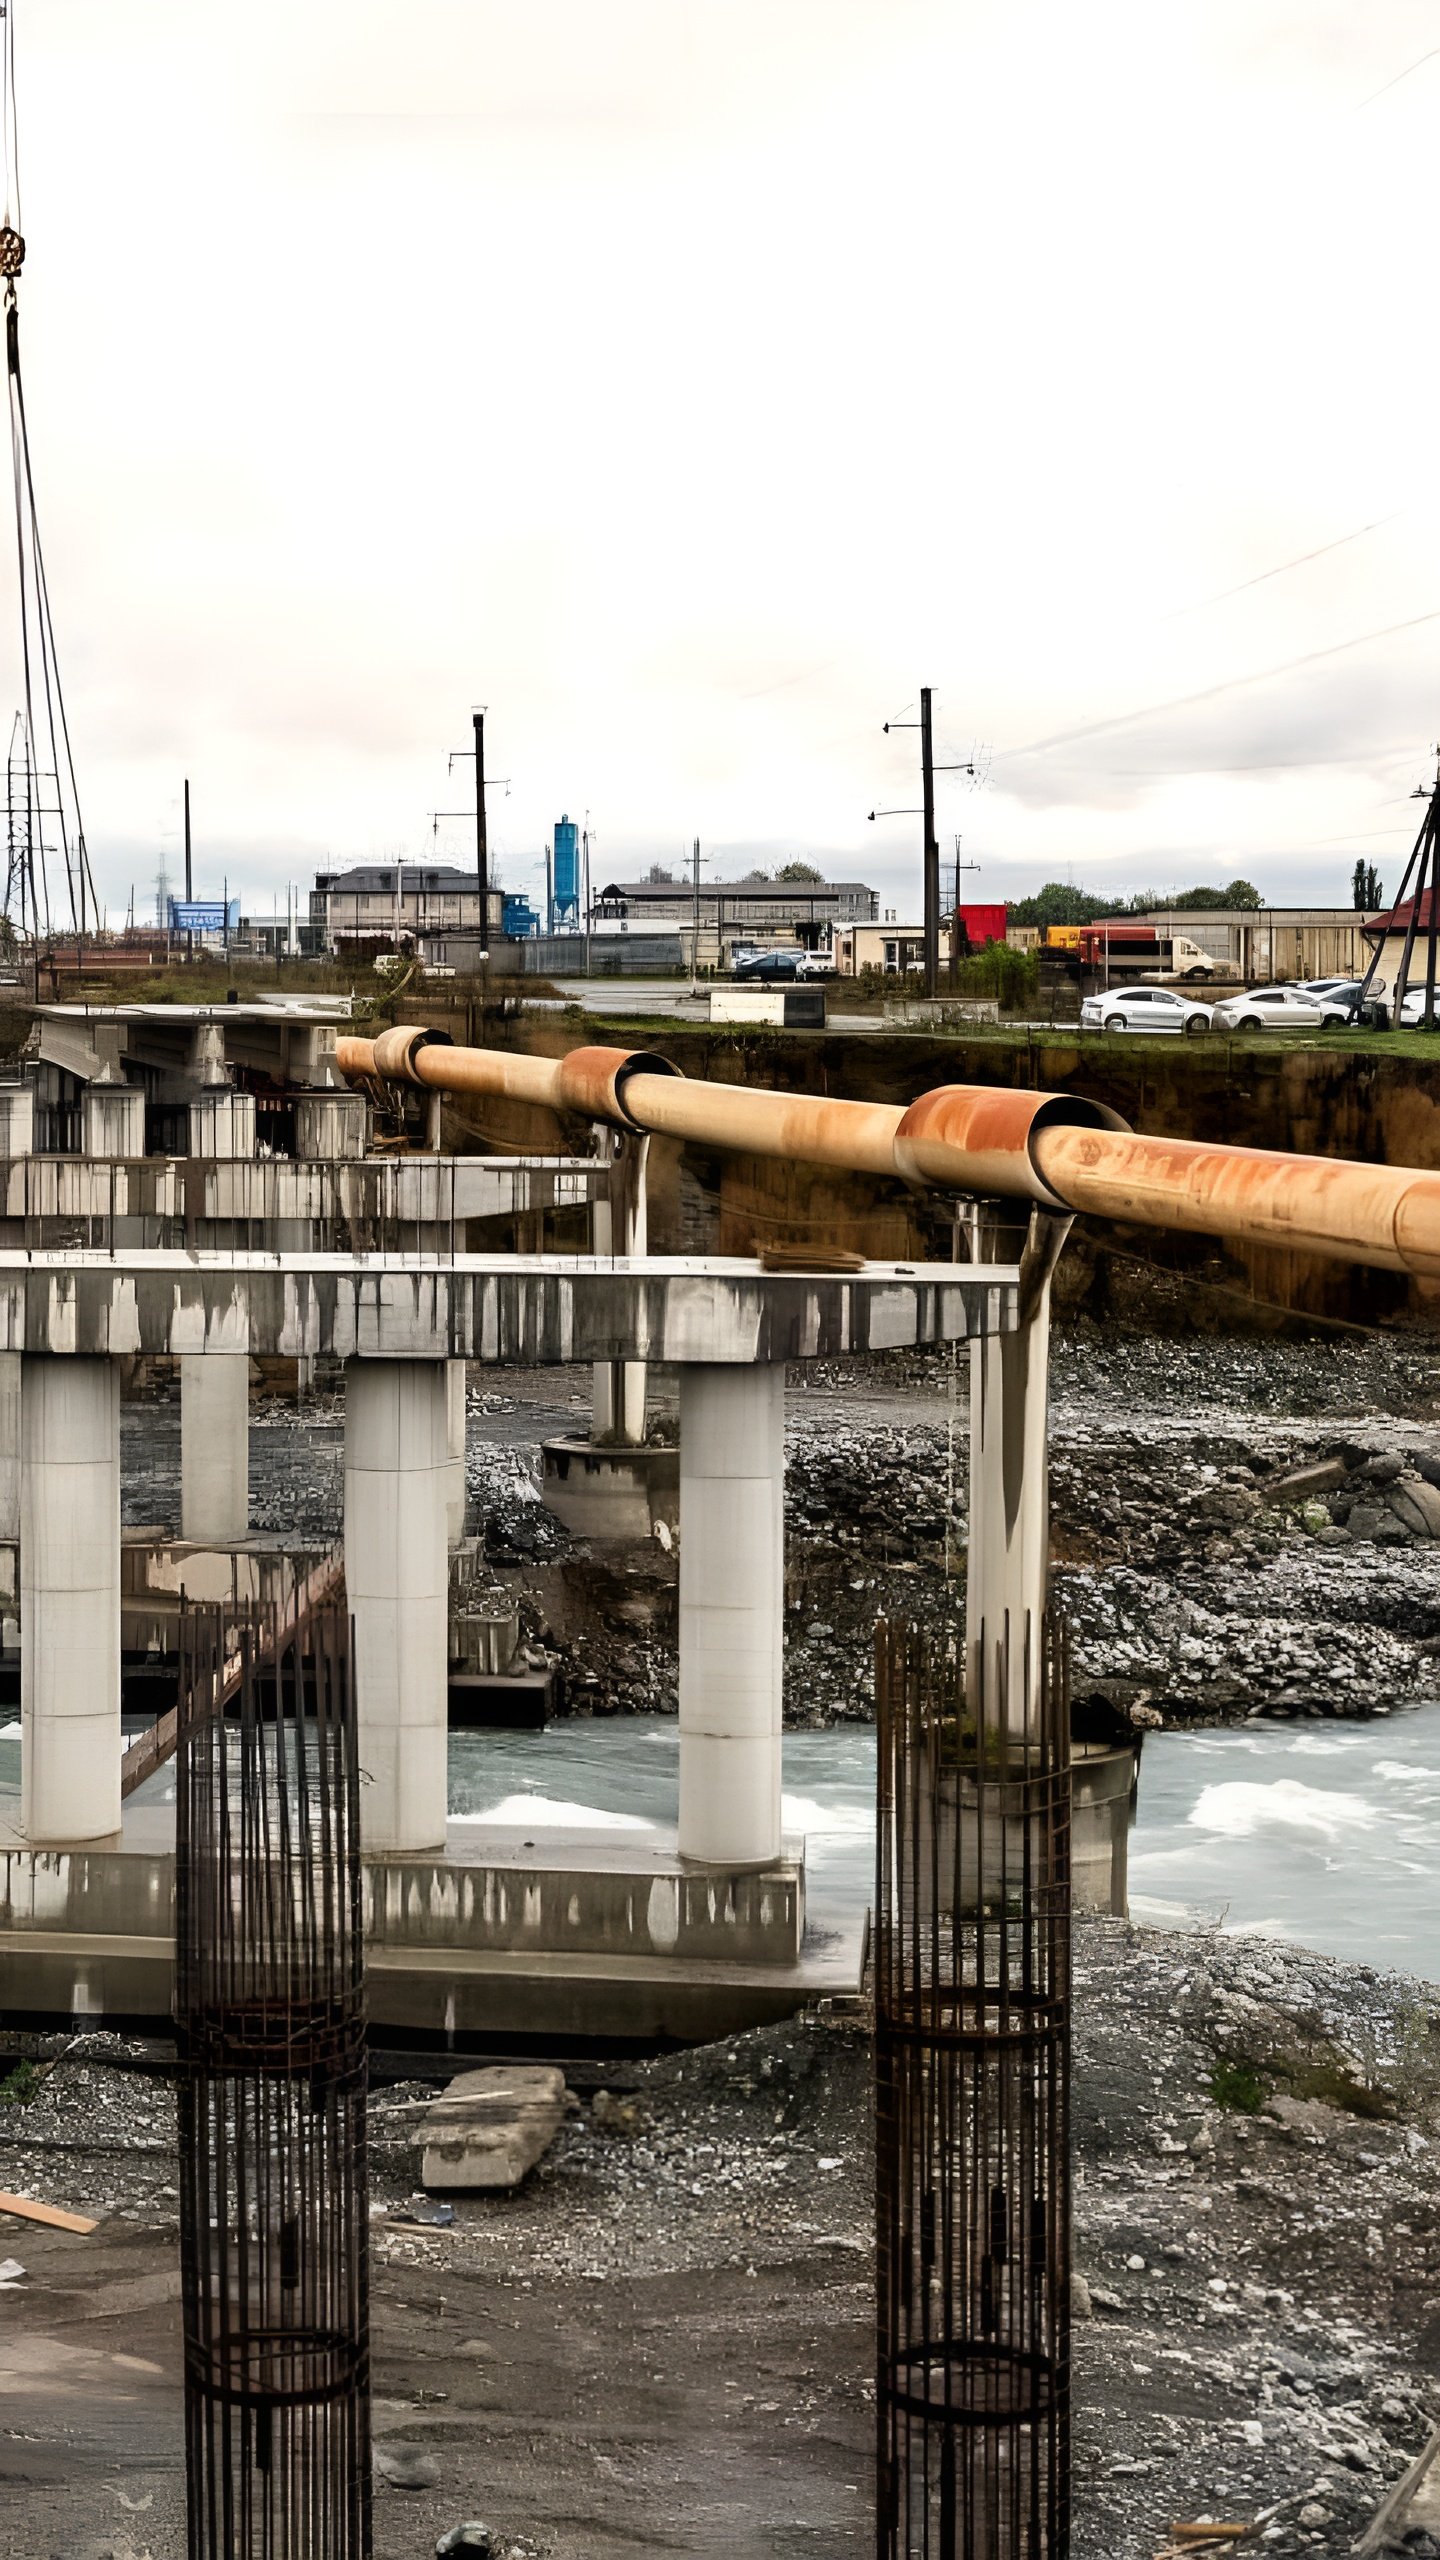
875, 1609, 1072, 2558
175, 1603, 372, 2560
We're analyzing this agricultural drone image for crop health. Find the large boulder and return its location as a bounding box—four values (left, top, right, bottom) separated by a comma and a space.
415, 2065, 575, 2192
1390, 1478, 1440, 1539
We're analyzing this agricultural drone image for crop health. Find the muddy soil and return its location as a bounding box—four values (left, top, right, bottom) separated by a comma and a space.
119, 1323, 1440, 1730
0, 1923, 1435, 2559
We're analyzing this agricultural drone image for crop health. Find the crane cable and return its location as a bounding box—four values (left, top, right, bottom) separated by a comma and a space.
0, 0, 94, 942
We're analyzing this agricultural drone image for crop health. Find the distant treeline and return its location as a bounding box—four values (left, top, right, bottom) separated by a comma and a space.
1007, 880, 1263, 927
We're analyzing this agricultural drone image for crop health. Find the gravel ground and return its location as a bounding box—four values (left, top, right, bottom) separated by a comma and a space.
0, 1923, 1435, 2557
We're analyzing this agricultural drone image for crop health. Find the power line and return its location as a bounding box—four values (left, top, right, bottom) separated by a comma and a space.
1159, 514, 1400, 620
994, 606, 1440, 766
1356, 43, 1440, 109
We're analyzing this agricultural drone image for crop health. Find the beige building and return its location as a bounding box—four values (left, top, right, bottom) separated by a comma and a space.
832, 921, 959, 975
1129, 907, 1379, 981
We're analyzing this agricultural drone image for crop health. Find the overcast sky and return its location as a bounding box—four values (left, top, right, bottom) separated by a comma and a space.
7, 0, 1440, 925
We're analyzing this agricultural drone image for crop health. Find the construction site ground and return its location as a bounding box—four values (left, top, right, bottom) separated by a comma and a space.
0, 1919, 1435, 2559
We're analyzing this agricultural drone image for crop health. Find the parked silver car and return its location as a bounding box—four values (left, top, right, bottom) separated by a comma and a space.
1209, 984, 1352, 1031
1079, 986, 1212, 1037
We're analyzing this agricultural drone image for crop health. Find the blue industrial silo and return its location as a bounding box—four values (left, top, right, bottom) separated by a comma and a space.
553, 815, 580, 930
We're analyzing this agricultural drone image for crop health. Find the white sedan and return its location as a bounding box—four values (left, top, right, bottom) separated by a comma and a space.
1209, 984, 1353, 1031
1397, 981, 1440, 1023
1080, 986, 1213, 1037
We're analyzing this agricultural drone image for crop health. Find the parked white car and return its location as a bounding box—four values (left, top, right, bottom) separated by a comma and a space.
1397, 981, 1440, 1023
1209, 984, 1353, 1031
795, 952, 836, 979
1079, 987, 1212, 1036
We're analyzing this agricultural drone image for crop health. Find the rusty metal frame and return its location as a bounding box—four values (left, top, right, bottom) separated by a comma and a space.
875, 1609, 1072, 2558
175, 1601, 371, 2559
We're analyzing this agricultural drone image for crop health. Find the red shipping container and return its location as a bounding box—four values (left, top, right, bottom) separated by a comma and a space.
955, 902, 1007, 948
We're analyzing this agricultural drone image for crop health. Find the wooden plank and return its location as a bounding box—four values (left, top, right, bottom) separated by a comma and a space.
0, 2189, 98, 2234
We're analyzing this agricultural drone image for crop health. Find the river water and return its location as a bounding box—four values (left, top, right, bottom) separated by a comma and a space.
4, 1703, 1433, 1978
449, 1703, 1440, 1979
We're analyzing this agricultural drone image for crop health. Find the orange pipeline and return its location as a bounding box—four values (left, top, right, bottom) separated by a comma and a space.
335, 1029, 1440, 1278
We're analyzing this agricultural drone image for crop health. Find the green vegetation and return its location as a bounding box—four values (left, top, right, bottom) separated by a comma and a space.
1288, 2062, 1393, 2121
0, 2059, 40, 2106
1007, 879, 1261, 927
1209, 2057, 1267, 2113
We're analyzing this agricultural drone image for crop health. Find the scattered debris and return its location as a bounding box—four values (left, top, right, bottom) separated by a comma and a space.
386, 2194, 456, 2229
0, 2188, 97, 2232
375, 2441, 441, 2491
1353, 2418, 1440, 2553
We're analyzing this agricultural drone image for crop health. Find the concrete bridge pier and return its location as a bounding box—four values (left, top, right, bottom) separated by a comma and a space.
21, 1355, 121, 1843
180, 1356, 250, 1544
444, 1359, 468, 1545
965, 1207, 1067, 1728
344, 1357, 450, 1855
0, 1348, 19, 1547
591, 1133, 650, 1446
677, 1363, 785, 1868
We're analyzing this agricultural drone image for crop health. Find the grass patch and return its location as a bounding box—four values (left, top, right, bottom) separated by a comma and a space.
0, 2060, 40, 2106
1210, 2058, 1268, 2114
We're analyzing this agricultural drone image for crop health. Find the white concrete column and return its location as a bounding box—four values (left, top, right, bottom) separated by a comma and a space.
188, 1090, 257, 1159
444, 1358, 468, 1545
965, 1212, 1065, 1732
0, 1083, 33, 1156
82, 1083, 145, 1159
294, 1091, 367, 1160
0, 1350, 18, 1545
344, 1358, 449, 1854
677, 1363, 784, 1867
591, 1135, 649, 1445
180, 1357, 249, 1544
21, 1356, 121, 1843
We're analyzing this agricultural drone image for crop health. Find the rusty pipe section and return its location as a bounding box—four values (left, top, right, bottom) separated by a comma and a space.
335, 1033, 680, 1128
337, 1027, 1440, 1276
1034, 1123, 1440, 1278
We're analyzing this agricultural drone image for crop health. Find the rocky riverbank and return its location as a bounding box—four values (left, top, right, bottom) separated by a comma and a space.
0, 1921, 1434, 2557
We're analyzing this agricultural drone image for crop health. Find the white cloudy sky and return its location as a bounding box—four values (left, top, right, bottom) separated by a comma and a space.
7, 0, 1440, 925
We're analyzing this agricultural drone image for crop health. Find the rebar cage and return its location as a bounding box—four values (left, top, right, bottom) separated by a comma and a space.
175, 1603, 372, 2560
875, 1611, 1072, 2559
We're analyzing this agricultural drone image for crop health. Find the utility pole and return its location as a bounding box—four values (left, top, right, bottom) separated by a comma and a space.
920, 688, 938, 997
870, 694, 974, 1000
690, 838, 702, 995
183, 779, 192, 903
445, 711, 510, 990
473, 709, 489, 958
949, 835, 981, 989
583, 821, 592, 978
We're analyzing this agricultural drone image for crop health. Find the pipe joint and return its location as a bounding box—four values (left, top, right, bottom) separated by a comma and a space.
893, 1085, 1130, 1209
554, 1046, 682, 1132
368, 1024, 454, 1087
